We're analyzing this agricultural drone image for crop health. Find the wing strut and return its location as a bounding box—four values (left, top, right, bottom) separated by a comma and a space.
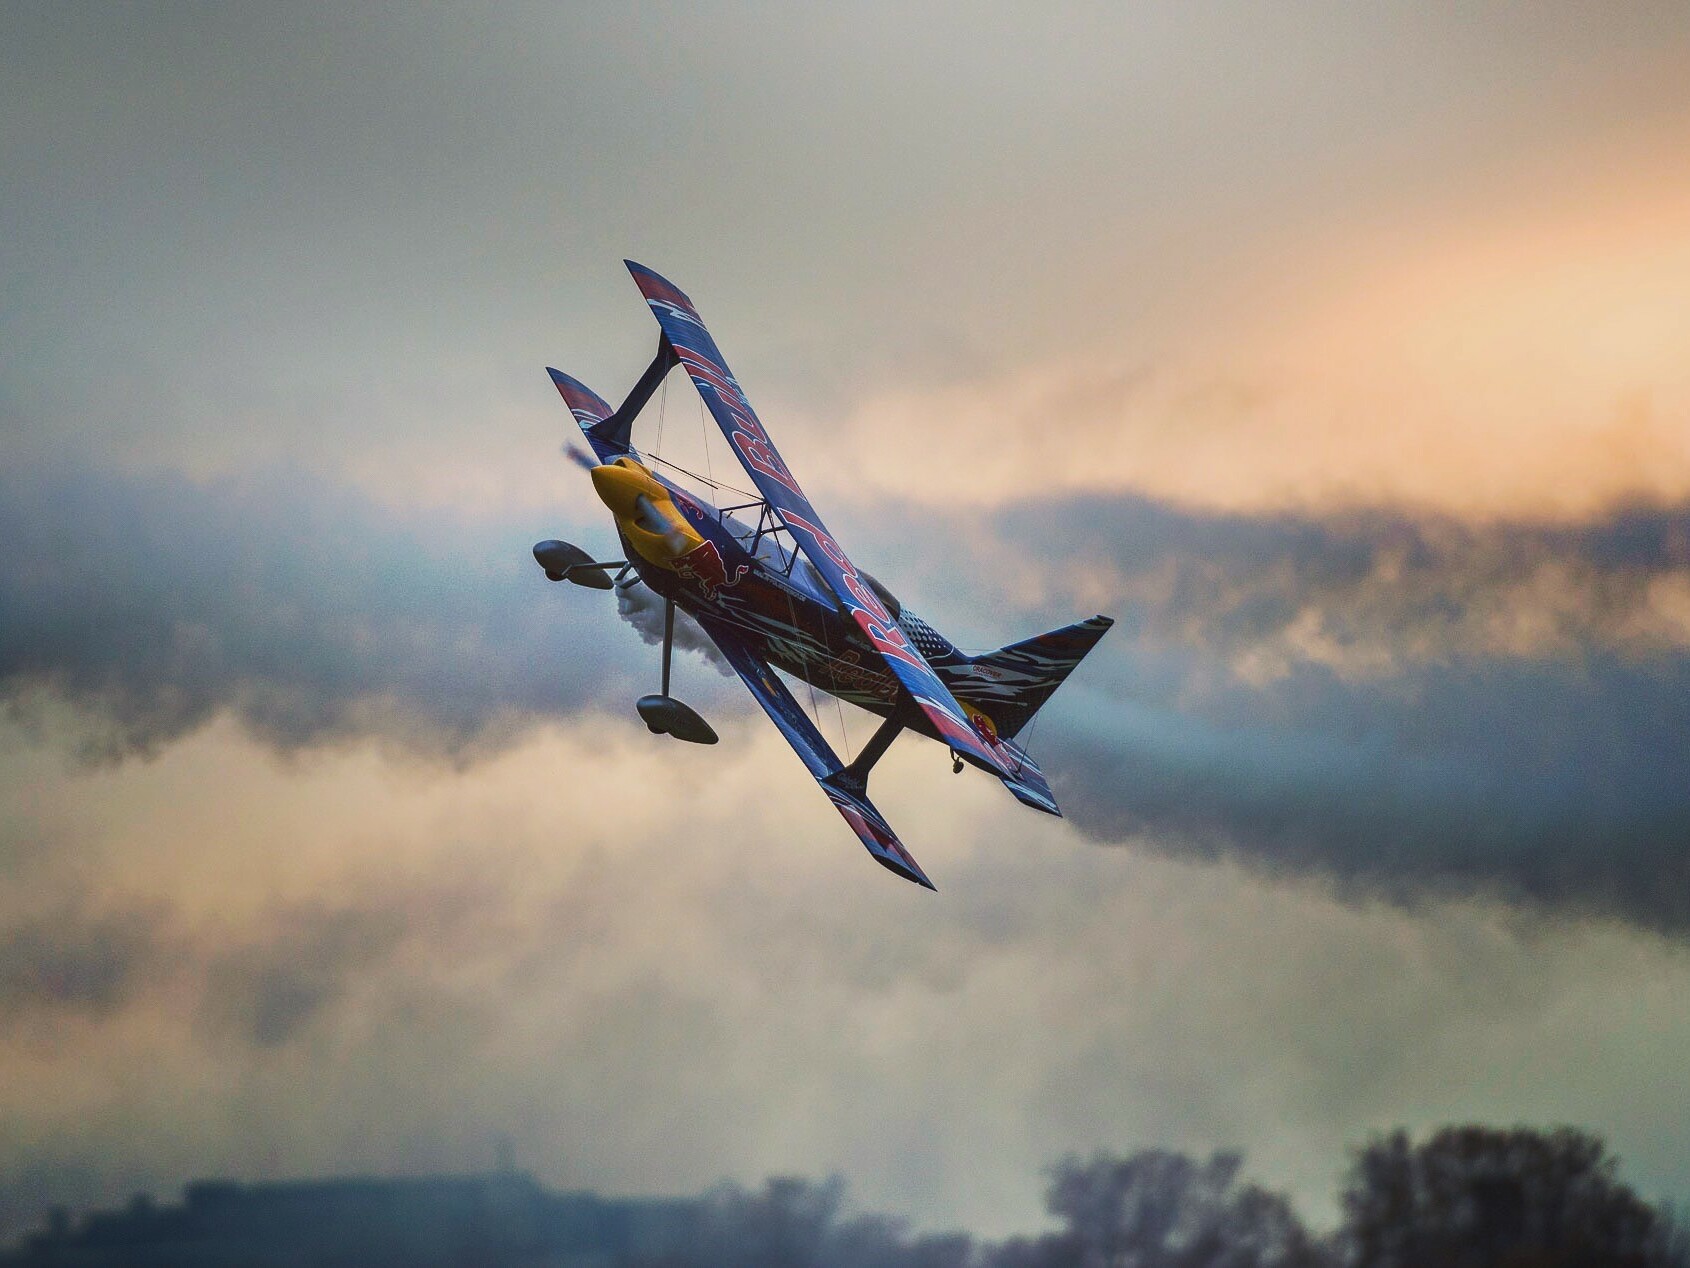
841, 714, 902, 785
551, 337, 679, 465
598, 337, 679, 456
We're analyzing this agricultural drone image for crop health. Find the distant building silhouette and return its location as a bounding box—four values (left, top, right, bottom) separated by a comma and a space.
2, 1171, 699, 1267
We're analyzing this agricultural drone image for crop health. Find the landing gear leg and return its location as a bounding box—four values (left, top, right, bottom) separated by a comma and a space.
661, 597, 674, 697
635, 597, 718, 744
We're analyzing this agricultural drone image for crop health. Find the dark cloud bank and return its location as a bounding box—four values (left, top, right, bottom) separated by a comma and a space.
0, 464, 653, 762
5, 465, 1690, 933
966, 495, 1690, 933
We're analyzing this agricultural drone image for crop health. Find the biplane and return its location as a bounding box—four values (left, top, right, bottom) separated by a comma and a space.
534, 262, 1112, 890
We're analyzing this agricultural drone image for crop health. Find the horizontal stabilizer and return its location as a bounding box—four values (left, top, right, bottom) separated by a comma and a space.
996, 740, 1060, 816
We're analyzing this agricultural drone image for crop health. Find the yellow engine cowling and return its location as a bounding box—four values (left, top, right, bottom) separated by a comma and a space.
589, 458, 705, 568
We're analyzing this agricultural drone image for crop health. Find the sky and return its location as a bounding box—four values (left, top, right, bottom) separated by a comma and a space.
3, 0, 1690, 1244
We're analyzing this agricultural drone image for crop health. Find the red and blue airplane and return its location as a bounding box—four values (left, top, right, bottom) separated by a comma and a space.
535, 262, 1112, 890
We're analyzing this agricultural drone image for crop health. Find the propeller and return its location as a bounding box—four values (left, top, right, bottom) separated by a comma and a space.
633, 493, 694, 556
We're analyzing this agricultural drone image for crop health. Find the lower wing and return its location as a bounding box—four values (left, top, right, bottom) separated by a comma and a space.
697, 617, 935, 891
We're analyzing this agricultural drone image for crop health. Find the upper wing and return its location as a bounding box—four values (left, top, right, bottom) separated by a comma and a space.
624, 260, 1014, 779
696, 615, 935, 890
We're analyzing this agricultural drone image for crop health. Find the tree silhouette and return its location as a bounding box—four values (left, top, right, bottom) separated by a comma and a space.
979, 1149, 1331, 1268
1335, 1125, 1681, 1268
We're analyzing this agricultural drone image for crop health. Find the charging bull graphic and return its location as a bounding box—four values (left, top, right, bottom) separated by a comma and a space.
673, 539, 747, 599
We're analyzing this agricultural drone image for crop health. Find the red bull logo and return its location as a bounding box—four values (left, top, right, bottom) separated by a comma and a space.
961, 702, 1001, 746
673, 539, 747, 598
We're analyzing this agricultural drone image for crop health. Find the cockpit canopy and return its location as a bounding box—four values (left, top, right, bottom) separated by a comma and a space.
859, 570, 901, 619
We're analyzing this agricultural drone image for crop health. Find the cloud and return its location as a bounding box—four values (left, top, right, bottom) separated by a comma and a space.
976, 495, 1690, 674
0, 903, 165, 1028
796, 154, 1690, 523
198, 902, 415, 1048
616, 580, 734, 676
1043, 667, 1690, 929
7, 720, 1690, 1243
808, 343, 1690, 522
6, 3, 1690, 1254
0, 883, 462, 1052
8, 461, 1690, 935
7, 5, 1690, 519
928, 494, 1690, 932
0, 463, 640, 763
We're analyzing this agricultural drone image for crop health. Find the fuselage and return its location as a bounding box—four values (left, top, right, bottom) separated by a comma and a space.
590, 457, 984, 742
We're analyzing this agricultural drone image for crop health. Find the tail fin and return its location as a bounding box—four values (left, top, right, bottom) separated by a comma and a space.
957, 615, 1113, 740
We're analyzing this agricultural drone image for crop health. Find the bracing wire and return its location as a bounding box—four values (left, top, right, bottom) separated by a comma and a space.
834, 693, 852, 761
671, 383, 848, 758
653, 375, 669, 456
1020, 705, 1043, 758
775, 551, 854, 762
698, 392, 715, 488
813, 585, 853, 761
782, 588, 826, 735
644, 454, 760, 502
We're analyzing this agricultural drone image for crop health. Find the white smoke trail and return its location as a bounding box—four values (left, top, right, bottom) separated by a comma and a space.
615, 581, 733, 676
